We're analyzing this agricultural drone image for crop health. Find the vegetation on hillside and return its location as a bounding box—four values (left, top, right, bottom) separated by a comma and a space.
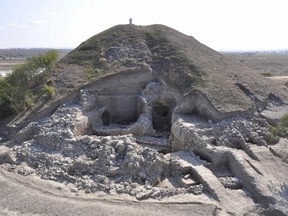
260, 72, 273, 77
266, 114, 288, 143
0, 51, 58, 117
85, 66, 101, 80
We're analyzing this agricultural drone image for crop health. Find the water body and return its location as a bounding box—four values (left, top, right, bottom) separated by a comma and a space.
0, 70, 11, 77
0, 69, 45, 77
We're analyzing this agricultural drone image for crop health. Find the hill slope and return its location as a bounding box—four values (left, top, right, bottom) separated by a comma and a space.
59, 24, 288, 118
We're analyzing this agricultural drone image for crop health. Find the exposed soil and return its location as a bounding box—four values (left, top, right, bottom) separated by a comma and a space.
0, 167, 218, 216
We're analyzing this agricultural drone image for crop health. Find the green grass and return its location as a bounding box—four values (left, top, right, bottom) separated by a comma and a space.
85, 67, 101, 80
43, 84, 56, 97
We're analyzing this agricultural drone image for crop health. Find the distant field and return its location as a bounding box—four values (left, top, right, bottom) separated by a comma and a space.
0, 59, 25, 71
0, 48, 71, 75
223, 52, 288, 76
0, 48, 71, 59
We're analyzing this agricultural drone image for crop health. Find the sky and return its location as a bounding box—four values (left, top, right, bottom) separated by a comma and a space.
0, 0, 288, 51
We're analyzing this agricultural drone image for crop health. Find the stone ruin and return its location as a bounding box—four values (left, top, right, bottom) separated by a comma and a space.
0, 23, 288, 214
0, 64, 286, 215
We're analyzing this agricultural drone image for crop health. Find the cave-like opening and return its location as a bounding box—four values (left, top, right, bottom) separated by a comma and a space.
102, 110, 110, 126
152, 102, 172, 132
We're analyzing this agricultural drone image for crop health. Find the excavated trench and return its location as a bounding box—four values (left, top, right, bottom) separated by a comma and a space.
84, 79, 251, 198
99, 99, 175, 135
1, 22, 288, 214
3, 70, 287, 214
99, 96, 140, 126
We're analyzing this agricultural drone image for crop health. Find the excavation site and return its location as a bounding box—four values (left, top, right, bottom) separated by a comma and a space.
0, 24, 288, 215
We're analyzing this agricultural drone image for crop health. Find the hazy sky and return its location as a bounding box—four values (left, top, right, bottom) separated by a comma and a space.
0, 0, 287, 51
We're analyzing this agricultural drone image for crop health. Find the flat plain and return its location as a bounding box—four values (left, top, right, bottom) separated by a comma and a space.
223, 51, 288, 76
0, 48, 71, 75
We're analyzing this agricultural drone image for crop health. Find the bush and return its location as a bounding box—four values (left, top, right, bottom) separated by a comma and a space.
266, 129, 279, 144
267, 114, 288, 143
0, 51, 59, 117
43, 84, 56, 97
0, 79, 33, 116
275, 114, 288, 137
285, 81, 288, 87
0, 79, 13, 116
85, 67, 100, 80
261, 72, 273, 77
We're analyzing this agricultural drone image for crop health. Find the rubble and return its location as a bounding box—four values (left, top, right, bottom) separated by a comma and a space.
0, 83, 283, 206
0, 76, 285, 210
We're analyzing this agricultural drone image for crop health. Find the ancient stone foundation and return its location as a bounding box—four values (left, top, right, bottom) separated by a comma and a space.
1, 69, 287, 215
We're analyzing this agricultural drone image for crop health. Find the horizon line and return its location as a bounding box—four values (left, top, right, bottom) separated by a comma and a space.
1, 47, 288, 53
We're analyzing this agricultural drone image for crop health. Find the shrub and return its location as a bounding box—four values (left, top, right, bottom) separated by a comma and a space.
0, 80, 32, 115
285, 81, 288, 87
261, 72, 273, 77
275, 114, 288, 137
267, 114, 288, 143
43, 84, 56, 97
0, 51, 59, 117
266, 129, 279, 144
0, 79, 13, 116
85, 67, 100, 80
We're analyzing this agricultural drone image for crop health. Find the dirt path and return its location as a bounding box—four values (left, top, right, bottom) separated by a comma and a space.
0, 168, 217, 216
267, 76, 288, 85
268, 76, 288, 80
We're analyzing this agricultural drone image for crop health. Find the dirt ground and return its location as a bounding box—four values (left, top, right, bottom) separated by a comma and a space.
0, 167, 217, 216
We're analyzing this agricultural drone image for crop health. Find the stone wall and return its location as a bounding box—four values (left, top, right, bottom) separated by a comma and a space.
98, 95, 140, 124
